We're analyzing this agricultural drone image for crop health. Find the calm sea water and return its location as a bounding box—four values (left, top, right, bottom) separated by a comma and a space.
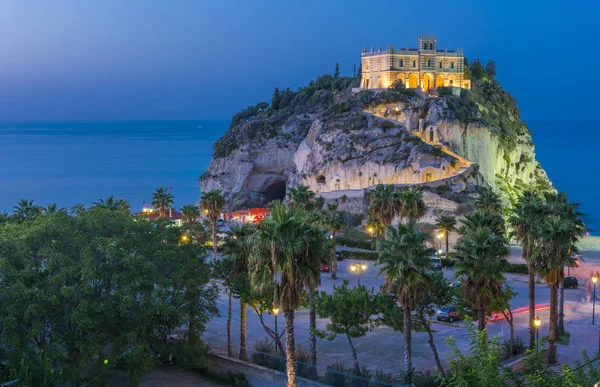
0, 120, 228, 214
0, 120, 597, 232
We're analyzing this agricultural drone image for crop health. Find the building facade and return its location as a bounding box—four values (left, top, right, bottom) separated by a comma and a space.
360, 34, 471, 91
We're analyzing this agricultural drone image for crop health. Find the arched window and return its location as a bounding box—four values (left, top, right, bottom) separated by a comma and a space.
438, 61, 442, 69
399, 59, 404, 67
365, 61, 369, 70
317, 175, 326, 185
412, 60, 416, 67
423, 42, 427, 49
450, 62, 455, 69
429, 43, 433, 50
427, 59, 431, 67
429, 128, 434, 142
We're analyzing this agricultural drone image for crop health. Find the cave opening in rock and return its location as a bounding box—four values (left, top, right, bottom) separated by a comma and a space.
262, 182, 287, 203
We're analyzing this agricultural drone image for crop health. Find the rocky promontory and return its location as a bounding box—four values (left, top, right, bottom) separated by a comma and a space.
200, 65, 552, 218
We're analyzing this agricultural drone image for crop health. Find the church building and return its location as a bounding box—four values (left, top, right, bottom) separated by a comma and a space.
359, 34, 471, 91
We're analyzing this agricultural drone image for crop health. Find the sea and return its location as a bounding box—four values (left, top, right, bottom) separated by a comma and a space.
0, 120, 597, 233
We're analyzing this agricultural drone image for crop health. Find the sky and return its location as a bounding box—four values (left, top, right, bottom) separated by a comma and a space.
0, 0, 596, 121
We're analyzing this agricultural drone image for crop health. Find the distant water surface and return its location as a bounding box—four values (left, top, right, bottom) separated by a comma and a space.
0, 120, 228, 213
0, 120, 597, 233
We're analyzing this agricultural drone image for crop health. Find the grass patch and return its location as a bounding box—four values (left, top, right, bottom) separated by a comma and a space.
557, 331, 570, 345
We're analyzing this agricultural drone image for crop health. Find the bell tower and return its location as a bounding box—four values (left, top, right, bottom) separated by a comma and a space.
418, 34, 437, 53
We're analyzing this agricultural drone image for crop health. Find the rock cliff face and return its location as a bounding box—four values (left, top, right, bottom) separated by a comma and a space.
200, 75, 552, 214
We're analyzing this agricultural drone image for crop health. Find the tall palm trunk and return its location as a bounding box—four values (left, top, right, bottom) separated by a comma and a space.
526, 245, 536, 350
239, 302, 248, 361
421, 317, 445, 379
384, 227, 390, 241
403, 306, 413, 381
212, 223, 218, 260
346, 334, 360, 375
330, 231, 338, 280
558, 268, 565, 335
477, 305, 488, 344
548, 283, 558, 363
375, 232, 381, 252
308, 291, 318, 380
227, 291, 233, 357
445, 234, 450, 260
284, 309, 297, 387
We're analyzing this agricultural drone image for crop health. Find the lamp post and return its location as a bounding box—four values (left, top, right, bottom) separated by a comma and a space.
437, 232, 443, 252
272, 307, 280, 355
350, 263, 368, 286
593, 275, 598, 325
534, 316, 541, 354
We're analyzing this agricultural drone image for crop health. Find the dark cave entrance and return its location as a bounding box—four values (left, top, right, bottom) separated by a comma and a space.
262, 181, 287, 204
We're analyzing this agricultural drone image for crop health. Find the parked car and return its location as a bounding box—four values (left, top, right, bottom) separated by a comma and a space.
335, 251, 344, 262
320, 263, 330, 273
430, 256, 442, 271
436, 306, 460, 323
546, 276, 579, 288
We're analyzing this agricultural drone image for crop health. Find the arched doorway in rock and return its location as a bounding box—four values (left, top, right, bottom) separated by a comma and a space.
409, 73, 419, 88
262, 181, 287, 203
422, 73, 433, 92
316, 175, 326, 192
436, 75, 445, 88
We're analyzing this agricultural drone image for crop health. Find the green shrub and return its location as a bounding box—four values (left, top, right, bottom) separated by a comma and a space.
437, 86, 453, 96
251, 338, 312, 378
505, 263, 528, 274
343, 251, 379, 261
379, 120, 395, 131
338, 229, 375, 250
329, 103, 351, 115
501, 336, 526, 359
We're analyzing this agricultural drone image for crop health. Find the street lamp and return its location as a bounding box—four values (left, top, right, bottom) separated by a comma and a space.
272, 307, 280, 355
437, 232, 444, 252
593, 275, 598, 325
534, 316, 542, 353
350, 263, 368, 286
180, 234, 189, 243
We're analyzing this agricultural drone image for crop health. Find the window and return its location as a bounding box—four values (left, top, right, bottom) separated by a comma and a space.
450, 62, 455, 69
412, 60, 416, 67
438, 61, 442, 69
365, 61, 369, 70
425, 173, 432, 182
423, 42, 427, 49
335, 178, 341, 190
427, 59, 431, 67
399, 59, 403, 67
429, 43, 433, 50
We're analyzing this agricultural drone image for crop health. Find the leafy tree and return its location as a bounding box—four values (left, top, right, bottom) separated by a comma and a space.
287, 185, 316, 212
389, 79, 406, 90
469, 59, 485, 81
151, 187, 175, 217
334, 63, 340, 78
485, 60, 496, 79
453, 215, 509, 342
509, 190, 544, 349
377, 221, 434, 380
248, 281, 285, 356
368, 184, 402, 239
12, 199, 42, 221
249, 204, 329, 387
181, 204, 200, 224
435, 214, 457, 259
200, 189, 226, 260
271, 87, 281, 110
314, 281, 378, 374
365, 216, 384, 251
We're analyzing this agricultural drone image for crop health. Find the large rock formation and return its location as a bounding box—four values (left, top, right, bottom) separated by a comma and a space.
200, 74, 552, 215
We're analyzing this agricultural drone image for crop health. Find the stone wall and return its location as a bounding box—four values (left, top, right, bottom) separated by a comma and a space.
205, 352, 329, 387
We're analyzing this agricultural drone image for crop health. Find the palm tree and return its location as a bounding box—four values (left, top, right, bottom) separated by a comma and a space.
212, 257, 236, 357
475, 188, 503, 214
151, 187, 175, 217
222, 223, 255, 361
435, 214, 457, 259
368, 185, 402, 239
509, 190, 544, 349
365, 217, 384, 252
93, 195, 130, 214
200, 189, 226, 260
377, 221, 434, 379
287, 185, 316, 211
453, 222, 509, 343
543, 192, 585, 336
249, 204, 328, 387
460, 209, 505, 236
13, 199, 42, 221
534, 216, 575, 363
399, 187, 426, 222
181, 204, 201, 224
322, 201, 345, 280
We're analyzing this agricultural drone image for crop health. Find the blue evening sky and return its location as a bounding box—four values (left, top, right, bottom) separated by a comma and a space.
0, 0, 595, 121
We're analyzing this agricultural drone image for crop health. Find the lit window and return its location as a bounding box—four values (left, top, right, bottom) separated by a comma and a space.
451, 62, 455, 69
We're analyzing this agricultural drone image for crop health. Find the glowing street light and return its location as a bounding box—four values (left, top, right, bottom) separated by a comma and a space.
272, 307, 280, 355
534, 316, 542, 353
180, 234, 189, 243
350, 263, 368, 286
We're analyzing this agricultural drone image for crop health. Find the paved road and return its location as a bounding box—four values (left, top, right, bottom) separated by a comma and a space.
203, 247, 600, 375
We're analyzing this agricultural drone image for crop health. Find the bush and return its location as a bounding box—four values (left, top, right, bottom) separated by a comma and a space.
501, 336, 526, 359
251, 338, 312, 378
505, 263, 528, 274
329, 103, 351, 115
437, 86, 453, 96
379, 120, 395, 131
338, 229, 375, 250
